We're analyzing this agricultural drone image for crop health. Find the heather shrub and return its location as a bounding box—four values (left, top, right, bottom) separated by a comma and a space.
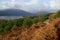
11, 25, 17, 31
40, 15, 48, 22
54, 10, 60, 19
32, 17, 38, 24
0, 24, 4, 35
22, 18, 32, 28
16, 18, 24, 27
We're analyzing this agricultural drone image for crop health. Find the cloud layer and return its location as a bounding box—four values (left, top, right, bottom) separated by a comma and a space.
0, 0, 60, 12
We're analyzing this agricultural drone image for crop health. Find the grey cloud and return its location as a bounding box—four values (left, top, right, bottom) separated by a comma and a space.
0, 0, 60, 13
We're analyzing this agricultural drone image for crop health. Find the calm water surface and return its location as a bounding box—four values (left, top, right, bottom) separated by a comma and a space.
0, 16, 23, 20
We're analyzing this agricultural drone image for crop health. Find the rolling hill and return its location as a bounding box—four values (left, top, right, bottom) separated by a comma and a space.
0, 9, 35, 16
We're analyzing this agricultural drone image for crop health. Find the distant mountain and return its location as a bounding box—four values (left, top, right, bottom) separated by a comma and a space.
0, 9, 35, 17
35, 11, 49, 16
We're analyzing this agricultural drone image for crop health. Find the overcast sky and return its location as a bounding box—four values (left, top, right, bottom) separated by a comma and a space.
0, 0, 60, 12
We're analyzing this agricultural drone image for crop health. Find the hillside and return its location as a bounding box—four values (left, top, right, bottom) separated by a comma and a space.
0, 11, 60, 40
0, 17, 60, 40
0, 9, 35, 16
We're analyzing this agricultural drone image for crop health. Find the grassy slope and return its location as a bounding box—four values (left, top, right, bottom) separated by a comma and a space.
0, 11, 60, 40
0, 18, 60, 40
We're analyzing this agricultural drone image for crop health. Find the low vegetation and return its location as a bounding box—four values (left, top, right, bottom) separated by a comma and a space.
0, 10, 60, 40
39, 14, 48, 22
0, 17, 39, 34
0, 10, 60, 35
53, 10, 60, 19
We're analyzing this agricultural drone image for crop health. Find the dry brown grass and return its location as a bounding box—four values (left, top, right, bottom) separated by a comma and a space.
0, 18, 60, 40
31, 22, 58, 40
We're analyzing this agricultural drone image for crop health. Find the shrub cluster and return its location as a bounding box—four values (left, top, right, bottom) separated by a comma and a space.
0, 13, 49, 34
54, 10, 60, 19
0, 17, 39, 34
39, 15, 48, 22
